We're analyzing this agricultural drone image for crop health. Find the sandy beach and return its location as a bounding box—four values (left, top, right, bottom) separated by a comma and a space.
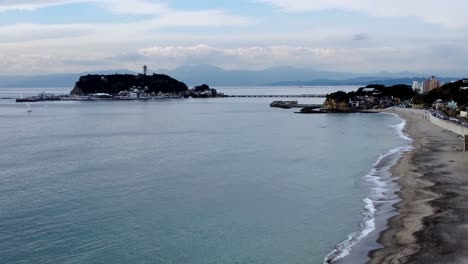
369, 109, 468, 264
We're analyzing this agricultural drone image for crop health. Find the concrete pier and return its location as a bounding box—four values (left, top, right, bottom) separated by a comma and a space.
228, 94, 326, 98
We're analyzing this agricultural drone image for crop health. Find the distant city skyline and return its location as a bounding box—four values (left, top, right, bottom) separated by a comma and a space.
1, 0, 468, 75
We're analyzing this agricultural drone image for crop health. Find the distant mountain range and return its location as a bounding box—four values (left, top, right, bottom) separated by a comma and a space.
269, 77, 460, 87
0, 65, 461, 88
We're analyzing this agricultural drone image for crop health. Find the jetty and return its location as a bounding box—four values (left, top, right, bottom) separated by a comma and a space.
228, 94, 326, 98
16, 92, 63, 102
270, 101, 322, 109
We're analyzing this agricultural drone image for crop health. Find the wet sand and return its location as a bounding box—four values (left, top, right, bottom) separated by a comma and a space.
369, 109, 468, 264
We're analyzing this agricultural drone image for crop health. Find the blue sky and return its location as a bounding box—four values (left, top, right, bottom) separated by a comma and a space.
0, 0, 467, 75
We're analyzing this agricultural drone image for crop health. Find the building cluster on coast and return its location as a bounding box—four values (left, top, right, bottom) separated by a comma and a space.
68, 86, 184, 101
297, 76, 468, 122
15, 87, 223, 103
411, 75, 444, 94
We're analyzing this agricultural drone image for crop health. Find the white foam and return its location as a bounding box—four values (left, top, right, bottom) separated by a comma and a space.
323, 115, 414, 264
383, 112, 413, 142
374, 145, 413, 167
323, 198, 377, 264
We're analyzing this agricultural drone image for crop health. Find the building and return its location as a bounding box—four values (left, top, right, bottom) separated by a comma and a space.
447, 100, 458, 110
349, 97, 360, 108
423, 76, 443, 93
433, 99, 447, 110
412, 81, 422, 93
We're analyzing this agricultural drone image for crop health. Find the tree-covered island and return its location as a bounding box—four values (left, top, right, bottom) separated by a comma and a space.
69, 73, 222, 99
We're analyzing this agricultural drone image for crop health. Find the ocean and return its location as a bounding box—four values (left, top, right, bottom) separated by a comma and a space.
0, 86, 410, 264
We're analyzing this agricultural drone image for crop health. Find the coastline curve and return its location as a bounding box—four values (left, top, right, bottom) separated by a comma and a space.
323, 113, 413, 264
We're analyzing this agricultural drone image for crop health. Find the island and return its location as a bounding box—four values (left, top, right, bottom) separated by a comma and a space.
70, 74, 224, 100
71, 73, 188, 97
16, 73, 223, 102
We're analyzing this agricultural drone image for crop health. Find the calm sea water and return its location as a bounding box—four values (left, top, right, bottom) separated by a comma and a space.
0, 87, 408, 264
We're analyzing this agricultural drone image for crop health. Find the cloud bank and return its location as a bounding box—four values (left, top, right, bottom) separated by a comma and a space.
0, 0, 468, 75
259, 0, 468, 28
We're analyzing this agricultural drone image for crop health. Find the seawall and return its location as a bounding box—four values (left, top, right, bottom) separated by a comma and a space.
395, 108, 468, 150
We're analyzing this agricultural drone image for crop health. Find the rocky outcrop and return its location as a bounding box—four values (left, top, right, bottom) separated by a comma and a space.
70, 85, 83, 96
323, 98, 351, 111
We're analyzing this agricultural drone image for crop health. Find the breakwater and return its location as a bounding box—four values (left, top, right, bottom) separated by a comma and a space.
228, 94, 327, 98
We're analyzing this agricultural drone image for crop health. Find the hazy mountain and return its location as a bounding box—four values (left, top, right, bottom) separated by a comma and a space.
270, 77, 460, 86
156, 65, 363, 86
157, 65, 434, 86
0, 65, 453, 88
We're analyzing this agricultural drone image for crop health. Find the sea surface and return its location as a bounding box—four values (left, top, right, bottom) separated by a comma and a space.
0, 86, 410, 264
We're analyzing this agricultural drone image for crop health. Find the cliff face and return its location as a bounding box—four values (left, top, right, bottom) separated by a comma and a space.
71, 74, 188, 95
70, 85, 83, 96
323, 98, 336, 110
324, 98, 350, 111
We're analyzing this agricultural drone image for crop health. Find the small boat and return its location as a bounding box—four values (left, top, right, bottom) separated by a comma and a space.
27, 104, 32, 113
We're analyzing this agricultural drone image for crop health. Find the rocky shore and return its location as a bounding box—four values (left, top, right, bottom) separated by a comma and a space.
369, 109, 468, 264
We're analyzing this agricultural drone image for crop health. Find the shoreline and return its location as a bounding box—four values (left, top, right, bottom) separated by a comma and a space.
326, 112, 412, 264
369, 108, 468, 263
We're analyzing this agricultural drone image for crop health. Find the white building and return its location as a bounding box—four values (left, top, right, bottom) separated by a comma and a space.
412, 81, 422, 92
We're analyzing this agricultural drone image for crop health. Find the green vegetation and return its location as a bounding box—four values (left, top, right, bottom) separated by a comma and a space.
413, 80, 468, 107
326, 84, 415, 103
71, 74, 188, 95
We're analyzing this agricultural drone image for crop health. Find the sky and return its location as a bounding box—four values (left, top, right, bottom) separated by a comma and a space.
0, 0, 468, 76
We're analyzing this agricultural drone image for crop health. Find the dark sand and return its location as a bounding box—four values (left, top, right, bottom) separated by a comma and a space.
369, 109, 468, 264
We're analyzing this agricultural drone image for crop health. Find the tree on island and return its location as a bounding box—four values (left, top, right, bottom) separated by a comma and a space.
193, 84, 211, 92
71, 73, 188, 95
326, 84, 415, 103
188, 84, 220, 98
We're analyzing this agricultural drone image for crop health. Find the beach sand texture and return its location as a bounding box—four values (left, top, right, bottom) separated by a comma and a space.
370, 109, 468, 264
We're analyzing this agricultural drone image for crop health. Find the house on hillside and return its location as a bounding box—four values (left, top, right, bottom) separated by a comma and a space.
349, 97, 361, 108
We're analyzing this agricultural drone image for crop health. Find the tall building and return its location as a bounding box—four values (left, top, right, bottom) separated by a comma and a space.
423, 76, 443, 93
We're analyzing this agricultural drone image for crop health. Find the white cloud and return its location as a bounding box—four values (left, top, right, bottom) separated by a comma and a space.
129, 42, 468, 75
98, 0, 169, 15
2, 40, 468, 75
137, 44, 336, 69
0, 0, 238, 18
0, 23, 98, 42
258, 0, 468, 28
0, 0, 84, 12
0, 7, 252, 44
146, 10, 253, 27
0, 0, 468, 75
0, 0, 171, 15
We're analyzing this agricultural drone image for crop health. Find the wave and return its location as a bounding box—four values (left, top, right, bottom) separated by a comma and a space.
385, 113, 413, 142
323, 118, 413, 264
323, 197, 377, 263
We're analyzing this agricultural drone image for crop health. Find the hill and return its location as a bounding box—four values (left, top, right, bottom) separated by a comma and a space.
71, 74, 188, 95
0, 65, 461, 87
